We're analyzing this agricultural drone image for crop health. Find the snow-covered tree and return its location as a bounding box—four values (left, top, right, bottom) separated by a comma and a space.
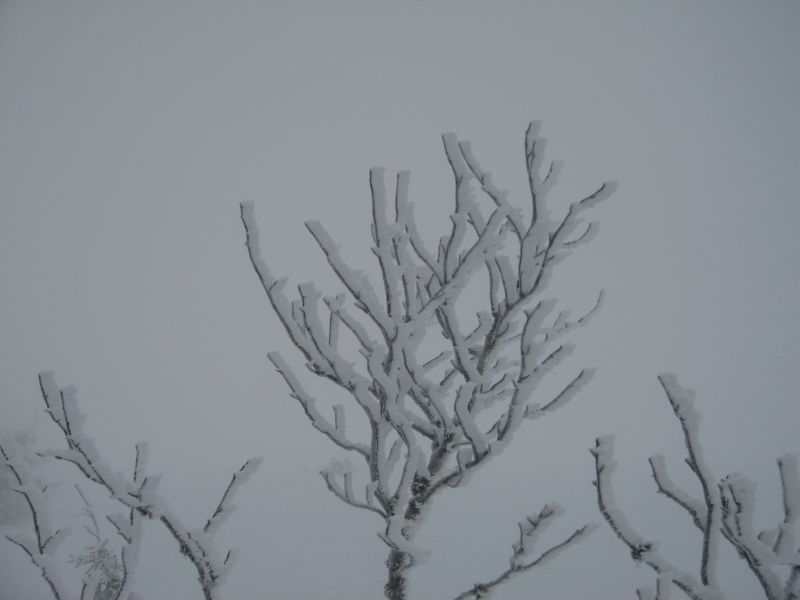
241, 122, 614, 599
1, 373, 261, 600
592, 374, 800, 600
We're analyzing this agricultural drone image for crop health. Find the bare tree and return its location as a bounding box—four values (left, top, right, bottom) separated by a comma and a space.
592, 374, 800, 600
1, 372, 262, 600
241, 122, 614, 599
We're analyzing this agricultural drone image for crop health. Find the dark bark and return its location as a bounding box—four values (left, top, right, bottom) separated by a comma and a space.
385, 548, 413, 600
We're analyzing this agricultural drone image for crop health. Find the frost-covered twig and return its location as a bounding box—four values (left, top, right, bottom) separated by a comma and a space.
0, 437, 68, 600
204, 456, 263, 536
594, 374, 800, 600
657, 374, 721, 588
243, 122, 613, 600
1, 429, 143, 600
452, 504, 593, 599
717, 475, 784, 599
320, 469, 386, 517
637, 576, 673, 600
591, 436, 716, 600
72, 479, 141, 600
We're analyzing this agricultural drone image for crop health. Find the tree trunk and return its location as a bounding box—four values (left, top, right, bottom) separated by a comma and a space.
385, 548, 413, 600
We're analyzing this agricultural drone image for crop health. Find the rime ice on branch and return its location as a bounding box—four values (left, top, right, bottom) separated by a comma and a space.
0, 436, 70, 600
242, 122, 613, 599
592, 374, 800, 600
71, 482, 141, 600
3, 372, 262, 600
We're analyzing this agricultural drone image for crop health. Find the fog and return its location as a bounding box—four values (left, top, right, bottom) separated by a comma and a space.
1, 2, 798, 599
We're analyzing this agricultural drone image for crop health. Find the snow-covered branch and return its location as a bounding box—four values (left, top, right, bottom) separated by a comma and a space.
637, 577, 673, 600
73, 478, 141, 600
591, 436, 718, 600
32, 372, 261, 600
0, 437, 68, 600
594, 375, 800, 600
657, 374, 721, 588
204, 457, 263, 535
452, 504, 593, 600
268, 352, 371, 459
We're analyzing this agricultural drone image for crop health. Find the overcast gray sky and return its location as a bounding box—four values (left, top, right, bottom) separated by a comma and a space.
1, 2, 798, 599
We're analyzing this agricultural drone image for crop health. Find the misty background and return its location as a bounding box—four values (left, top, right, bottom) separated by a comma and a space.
0, 2, 798, 599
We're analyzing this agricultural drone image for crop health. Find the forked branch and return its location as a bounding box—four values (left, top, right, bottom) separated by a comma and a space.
32, 372, 261, 600
452, 504, 593, 600
593, 374, 800, 600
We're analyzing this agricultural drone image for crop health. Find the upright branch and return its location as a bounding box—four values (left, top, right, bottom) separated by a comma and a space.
242, 121, 613, 599
592, 436, 718, 600
34, 372, 262, 600
592, 374, 800, 600
636, 577, 673, 600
